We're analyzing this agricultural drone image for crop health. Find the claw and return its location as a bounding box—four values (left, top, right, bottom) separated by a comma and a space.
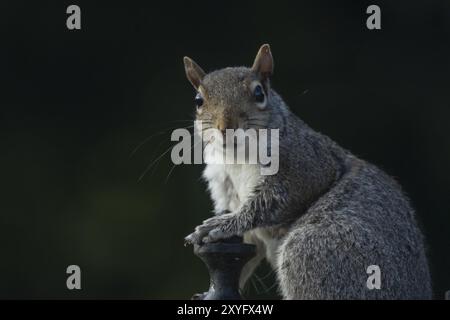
185, 231, 205, 245
185, 213, 235, 246
184, 233, 195, 246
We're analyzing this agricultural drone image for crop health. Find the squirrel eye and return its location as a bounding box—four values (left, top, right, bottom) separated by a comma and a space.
253, 85, 265, 103
194, 92, 204, 109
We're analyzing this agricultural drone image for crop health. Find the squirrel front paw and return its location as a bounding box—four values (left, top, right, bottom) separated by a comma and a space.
184, 213, 237, 245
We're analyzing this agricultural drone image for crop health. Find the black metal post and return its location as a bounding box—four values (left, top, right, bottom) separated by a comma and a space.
191, 236, 256, 300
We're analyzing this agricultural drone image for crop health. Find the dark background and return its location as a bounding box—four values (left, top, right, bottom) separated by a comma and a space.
0, 0, 449, 299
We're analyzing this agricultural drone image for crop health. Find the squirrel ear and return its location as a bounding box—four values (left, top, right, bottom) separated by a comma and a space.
251, 44, 274, 80
183, 56, 206, 90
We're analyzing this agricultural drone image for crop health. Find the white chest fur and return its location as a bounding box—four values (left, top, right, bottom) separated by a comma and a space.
202, 160, 283, 267
225, 164, 261, 207
203, 163, 260, 212
202, 142, 262, 211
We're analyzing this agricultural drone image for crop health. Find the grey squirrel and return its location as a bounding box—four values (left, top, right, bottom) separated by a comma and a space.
183, 44, 432, 299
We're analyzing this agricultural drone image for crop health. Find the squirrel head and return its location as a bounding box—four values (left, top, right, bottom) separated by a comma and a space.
183, 44, 274, 143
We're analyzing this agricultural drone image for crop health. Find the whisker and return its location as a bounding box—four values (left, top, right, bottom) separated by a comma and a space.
250, 277, 262, 295
247, 121, 267, 125
138, 143, 177, 182
258, 268, 276, 281
163, 164, 177, 185
152, 119, 194, 125
262, 279, 279, 294
197, 121, 213, 126
130, 125, 194, 158
253, 273, 270, 294
246, 124, 267, 129
164, 138, 203, 184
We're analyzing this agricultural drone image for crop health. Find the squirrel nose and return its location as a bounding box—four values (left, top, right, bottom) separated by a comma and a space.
217, 122, 227, 137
